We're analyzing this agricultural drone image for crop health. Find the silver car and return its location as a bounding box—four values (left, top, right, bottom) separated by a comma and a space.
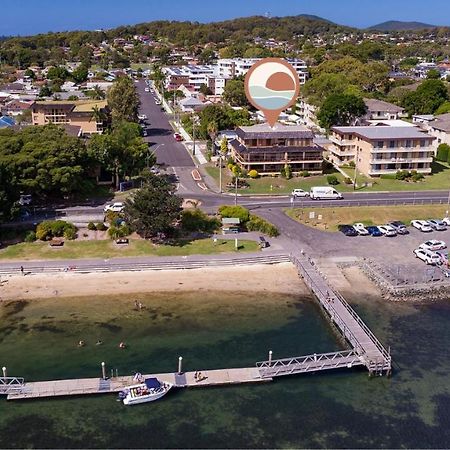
427, 219, 447, 231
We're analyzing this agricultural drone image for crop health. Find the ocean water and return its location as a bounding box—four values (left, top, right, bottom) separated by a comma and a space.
1, 290, 450, 448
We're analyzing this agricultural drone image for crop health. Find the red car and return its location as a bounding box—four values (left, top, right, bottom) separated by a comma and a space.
173, 133, 183, 142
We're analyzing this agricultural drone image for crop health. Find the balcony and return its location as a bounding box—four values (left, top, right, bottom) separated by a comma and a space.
370, 157, 433, 164
328, 136, 355, 146
371, 146, 432, 154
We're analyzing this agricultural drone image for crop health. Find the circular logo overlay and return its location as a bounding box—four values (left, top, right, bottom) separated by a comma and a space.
245, 58, 300, 127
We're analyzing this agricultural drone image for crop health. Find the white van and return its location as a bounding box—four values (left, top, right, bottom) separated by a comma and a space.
310, 186, 343, 200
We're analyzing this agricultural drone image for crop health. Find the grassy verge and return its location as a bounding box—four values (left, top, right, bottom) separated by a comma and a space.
0, 238, 259, 261
285, 205, 450, 232
205, 161, 450, 195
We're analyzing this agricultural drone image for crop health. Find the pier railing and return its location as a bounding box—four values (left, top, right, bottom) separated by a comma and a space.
257, 350, 363, 378
0, 377, 24, 394
289, 253, 391, 372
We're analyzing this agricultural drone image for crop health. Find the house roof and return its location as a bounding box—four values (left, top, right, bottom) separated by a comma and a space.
364, 98, 404, 113
222, 218, 240, 225
179, 97, 204, 106
60, 124, 82, 137
32, 100, 107, 112
236, 122, 314, 139
331, 126, 433, 140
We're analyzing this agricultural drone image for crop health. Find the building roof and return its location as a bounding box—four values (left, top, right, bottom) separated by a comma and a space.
222, 218, 240, 225
60, 124, 82, 137
366, 119, 414, 127
236, 122, 314, 139
32, 100, 107, 112
331, 126, 433, 140
0, 116, 15, 128
431, 118, 450, 133
364, 98, 404, 113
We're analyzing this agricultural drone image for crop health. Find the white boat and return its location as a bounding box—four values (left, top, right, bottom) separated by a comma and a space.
118, 378, 173, 405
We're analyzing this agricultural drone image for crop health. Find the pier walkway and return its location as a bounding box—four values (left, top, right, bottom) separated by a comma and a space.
259, 252, 391, 375
5, 367, 269, 400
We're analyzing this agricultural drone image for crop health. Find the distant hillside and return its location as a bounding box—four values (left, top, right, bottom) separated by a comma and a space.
368, 20, 436, 31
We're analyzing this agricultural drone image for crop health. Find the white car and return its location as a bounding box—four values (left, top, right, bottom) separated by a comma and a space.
427, 219, 447, 231
443, 217, 450, 226
411, 220, 433, 232
155, 100, 162, 105
144, 88, 150, 92
104, 202, 125, 213
138, 114, 147, 121
18, 194, 32, 206
419, 240, 447, 251
413, 248, 441, 265
291, 189, 309, 198
353, 223, 370, 236
378, 225, 397, 237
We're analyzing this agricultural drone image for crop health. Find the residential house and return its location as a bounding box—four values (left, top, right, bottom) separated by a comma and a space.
363, 98, 406, 121
178, 97, 208, 113
229, 122, 323, 175
1, 100, 33, 117
31, 99, 109, 135
329, 126, 434, 176
428, 113, 450, 151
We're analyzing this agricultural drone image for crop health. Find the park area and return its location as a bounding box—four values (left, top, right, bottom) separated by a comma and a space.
285, 204, 450, 232
205, 160, 450, 195
0, 237, 259, 261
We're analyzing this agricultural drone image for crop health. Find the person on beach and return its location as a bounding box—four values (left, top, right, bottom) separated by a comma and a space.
20, 266, 24, 276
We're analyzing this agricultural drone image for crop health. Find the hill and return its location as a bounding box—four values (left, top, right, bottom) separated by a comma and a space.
368, 20, 436, 31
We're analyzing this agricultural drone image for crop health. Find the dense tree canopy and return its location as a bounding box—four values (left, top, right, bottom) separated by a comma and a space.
317, 94, 367, 129
124, 174, 182, 239
107, 76, 140, 124
402, 79, 449, 115
223, 77, 249, 107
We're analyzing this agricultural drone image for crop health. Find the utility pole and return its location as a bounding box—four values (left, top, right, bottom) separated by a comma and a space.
234, 175, 238, 206
353, 148, 359, 190
219, 154, 222, 194
192, 115, 196, 156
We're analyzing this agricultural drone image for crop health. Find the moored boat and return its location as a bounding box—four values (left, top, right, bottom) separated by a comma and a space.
118, 378, 172, 405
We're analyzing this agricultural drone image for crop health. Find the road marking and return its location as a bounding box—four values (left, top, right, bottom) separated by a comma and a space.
197, 182, 208, 191
191, 169, 202, 181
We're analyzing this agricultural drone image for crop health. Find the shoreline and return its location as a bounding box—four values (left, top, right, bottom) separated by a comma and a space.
0, 262, 309, 301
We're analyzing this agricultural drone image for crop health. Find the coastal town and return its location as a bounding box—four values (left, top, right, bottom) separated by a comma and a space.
1, 4, 450, 449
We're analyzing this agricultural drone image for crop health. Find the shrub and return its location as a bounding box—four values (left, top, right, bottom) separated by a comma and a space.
36, 220, 77, 241
344, 177, 353, 184
227, 163, 235, 171
412, 172, 425, 182
63, 227, 77, 240
436, 143, 450, 162
181, 209, 220, 233
395, 170, 410, 180
24, 231, 36, 243
96, 222, 107, 231
218, 205, 250, 223
108, 224, 131, 239
301, 170, 310, 177
284, 164, 292, 180
87, 222, 96, 231
248, 169, 259, 179
380, 173, 397, 179
246, 215, 279, 237
327, 175, 339, 185
348, 160, 356, 168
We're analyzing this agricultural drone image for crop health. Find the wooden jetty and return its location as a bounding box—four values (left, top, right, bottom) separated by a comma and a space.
5, 367, 270, 401
1, 253, 392, 401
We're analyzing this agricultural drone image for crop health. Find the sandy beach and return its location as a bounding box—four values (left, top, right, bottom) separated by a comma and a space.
0, 262, 309, 301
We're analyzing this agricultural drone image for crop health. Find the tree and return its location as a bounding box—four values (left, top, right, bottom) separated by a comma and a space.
47, 66, 70, 81
220, 137, 228, 156
71, 64, 88, 83
24, 68, 35, 80
124, 174, 182, 239
88, 121, 151, 189
402, 79, 449, 115
427, 69, 441, 79
436, 143, 450, 162
38, 85, 52, 97
107, 76, 140, 124
223, 77, 249, 107
318, 94, 367, 129
199, 83, 213, 96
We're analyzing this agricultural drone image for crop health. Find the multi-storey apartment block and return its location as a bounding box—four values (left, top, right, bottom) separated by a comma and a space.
329, 126, 435, 176
229, 123, 323, 175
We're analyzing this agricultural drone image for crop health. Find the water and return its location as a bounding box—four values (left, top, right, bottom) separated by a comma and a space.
1, 289, 450, 448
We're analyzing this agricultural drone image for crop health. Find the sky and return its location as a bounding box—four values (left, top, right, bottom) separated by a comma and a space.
2, 0, 450, 36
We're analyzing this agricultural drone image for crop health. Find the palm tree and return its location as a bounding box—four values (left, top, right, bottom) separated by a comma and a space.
91, 85, 105, 100
207, 121, 218, 152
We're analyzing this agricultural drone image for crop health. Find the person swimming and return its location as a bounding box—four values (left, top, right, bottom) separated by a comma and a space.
119, 342, 126, 349
78, 340, 85, 347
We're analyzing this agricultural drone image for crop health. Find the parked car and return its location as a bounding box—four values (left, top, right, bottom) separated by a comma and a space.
367, 226, 383, 237
427, 219, 447, 231
419, 240, 447, 251
259, 236, 270, 248
353, 223, 370, 236
173, 133, 183, 142
291, 188, 309, 198
18, 194, 32, 206
104, 202, 125, 213
144, 88, 150, 92
413, 248, 441, 265
411, 220, 433, 232
155, 100, 162, 105
338, 225, 358, 236
436, 250, 449, 266
443, 217, 450, 226
310, 186, 343, 200
138, 114, 147, 121
142, 129, 147, 137
388, 221, 409, 235
378, 225, 397, 237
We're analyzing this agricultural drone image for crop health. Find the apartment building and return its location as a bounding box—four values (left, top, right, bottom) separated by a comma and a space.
31, 100, 109, 135
163, 65, 216, 92
217, 58, 308, 84
229, 122, 323, 175
329, 126, 435, 176
428, 113, 450, 151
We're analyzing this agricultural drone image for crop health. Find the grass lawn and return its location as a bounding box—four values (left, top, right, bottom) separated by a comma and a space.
285, 204, 450, 232
205, 161, 450, 195
0, 238, 259, 261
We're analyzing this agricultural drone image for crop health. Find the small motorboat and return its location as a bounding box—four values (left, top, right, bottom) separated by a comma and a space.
118, 378, 172, 405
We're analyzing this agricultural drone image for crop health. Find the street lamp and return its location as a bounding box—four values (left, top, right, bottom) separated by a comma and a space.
192, 115, 199, 156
